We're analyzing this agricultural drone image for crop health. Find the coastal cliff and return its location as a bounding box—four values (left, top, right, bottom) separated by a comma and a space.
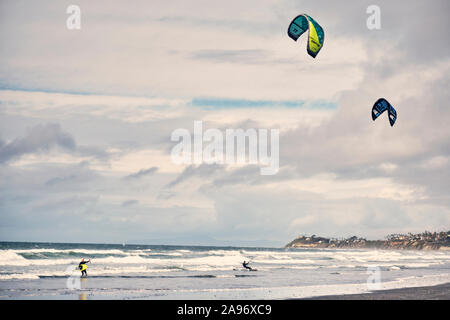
285, 231, 450, 250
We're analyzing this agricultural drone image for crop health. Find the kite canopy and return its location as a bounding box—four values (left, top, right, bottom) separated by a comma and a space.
372, 98, 397, 127
288, 14, 324, 58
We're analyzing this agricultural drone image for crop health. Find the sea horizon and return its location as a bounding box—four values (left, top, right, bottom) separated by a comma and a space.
0, 240, 282, 250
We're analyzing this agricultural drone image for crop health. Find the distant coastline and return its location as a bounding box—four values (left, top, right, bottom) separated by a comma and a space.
285, 231, 450, 250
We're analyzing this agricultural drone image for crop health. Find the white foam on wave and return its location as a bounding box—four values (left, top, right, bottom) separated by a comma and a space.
0, 250, 148, 266
0, 273, 40, 280
1, 247, 449, 274
0, 265, 189, 281
0, 251, 30, 266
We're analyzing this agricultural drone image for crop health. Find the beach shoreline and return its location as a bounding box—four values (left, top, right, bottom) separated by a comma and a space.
3, 282, 449, 300
302, 282, 450, 300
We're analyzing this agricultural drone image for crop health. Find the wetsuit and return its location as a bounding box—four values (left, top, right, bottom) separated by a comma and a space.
79, 260, 90, 277
242, 261, 252, 271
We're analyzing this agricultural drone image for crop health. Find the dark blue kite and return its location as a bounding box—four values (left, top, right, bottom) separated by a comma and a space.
372, 98, 397, 127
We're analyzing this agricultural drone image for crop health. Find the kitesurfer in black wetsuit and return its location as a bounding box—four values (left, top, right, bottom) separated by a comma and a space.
242, 261, 253, 271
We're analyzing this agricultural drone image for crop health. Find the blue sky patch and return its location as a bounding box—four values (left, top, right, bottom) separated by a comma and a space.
192, 98, 337, 110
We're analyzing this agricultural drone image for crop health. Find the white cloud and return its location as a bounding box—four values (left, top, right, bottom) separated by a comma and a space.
421, 156, 448, 170
1, 0, 449, 244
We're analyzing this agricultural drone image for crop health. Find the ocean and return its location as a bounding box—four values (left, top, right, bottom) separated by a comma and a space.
0, 242, 449, 299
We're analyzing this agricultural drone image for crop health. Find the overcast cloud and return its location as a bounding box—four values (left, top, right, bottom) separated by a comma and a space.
0, 0, 449, 246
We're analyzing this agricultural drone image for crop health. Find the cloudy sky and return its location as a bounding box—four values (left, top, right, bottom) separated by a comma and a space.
0, 0, 449, 246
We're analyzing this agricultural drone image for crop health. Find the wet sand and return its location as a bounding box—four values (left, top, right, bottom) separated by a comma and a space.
305, 282, 450, 300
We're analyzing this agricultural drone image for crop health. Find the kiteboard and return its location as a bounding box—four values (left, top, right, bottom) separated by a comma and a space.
233, 268, 258, 272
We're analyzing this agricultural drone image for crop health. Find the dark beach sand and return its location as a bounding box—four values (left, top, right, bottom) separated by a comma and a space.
304, 282, 450, 300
